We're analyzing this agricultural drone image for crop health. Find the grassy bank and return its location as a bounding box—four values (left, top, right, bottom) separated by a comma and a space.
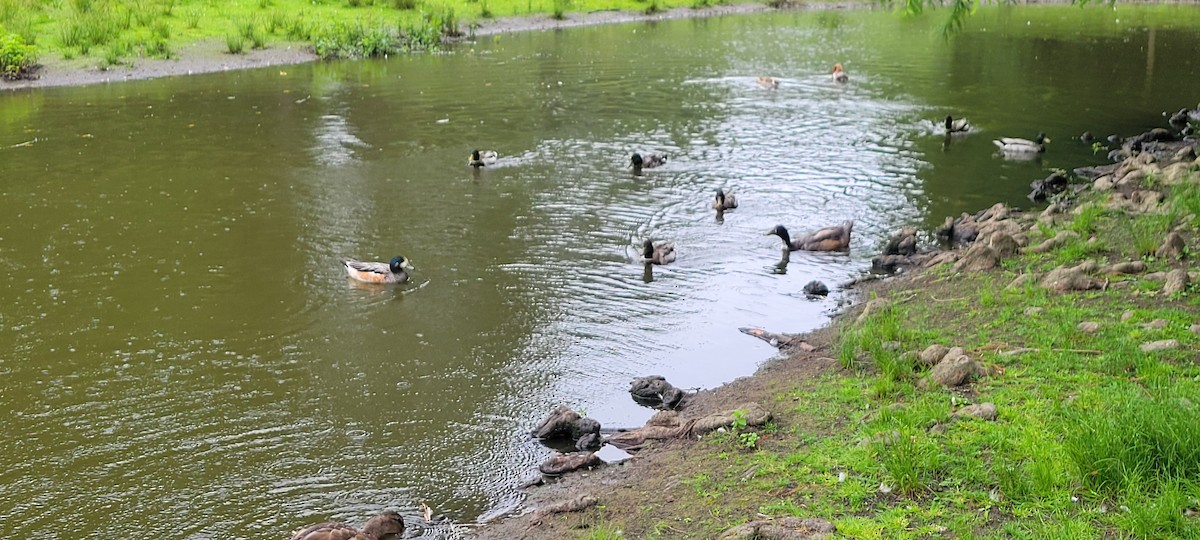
490, 152, 1200, 539
0, 0, 789, 74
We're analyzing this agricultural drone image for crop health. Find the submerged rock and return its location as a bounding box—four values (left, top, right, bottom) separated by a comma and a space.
1028, 171, 1069, 202
803, 280, 830, 297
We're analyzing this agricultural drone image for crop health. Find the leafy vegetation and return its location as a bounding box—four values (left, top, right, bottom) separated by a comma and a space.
0, 26, 37, 79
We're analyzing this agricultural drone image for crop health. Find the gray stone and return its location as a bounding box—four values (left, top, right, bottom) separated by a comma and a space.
1104, 261, 1147, 275
929, 354, 982, 387
1164, 269, 1190, 295
1121, 310, 1136, 322
953, 244, 1000, 273
919, 344, 950, 366
1026, 230, 1080, 254
1024, 306, 1044, 316
1140, 340, 1180, 352
1191, 324, 1200, 334
1077, 321, 1100, 333
990, 233, 1021, 259
1040, 264, 1101, 292
1156, 232, 1187, 260
1142, 319, 1169, 330
953, 402, 998, 421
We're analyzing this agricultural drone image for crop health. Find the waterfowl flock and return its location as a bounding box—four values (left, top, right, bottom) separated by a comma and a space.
343, 62, 1058, 288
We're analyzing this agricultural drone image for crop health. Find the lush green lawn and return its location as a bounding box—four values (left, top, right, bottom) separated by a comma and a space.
0, 0, 782, 72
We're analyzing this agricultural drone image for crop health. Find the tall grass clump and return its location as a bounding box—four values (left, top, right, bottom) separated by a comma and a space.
397, 17, 438, 50
423, 4, 459, 36
313, 19, 397, 59
225, 32, 245, 54
283, 15, 314, 40
1061, 386, 1200, 498
391, 0, 418, 9
59, 8, 123, 55
100, 36, 132, 68
479, 0, 492, 18
874, 429, 943, 495
236, 18, 267, 49
551, 0, 568, 19
182, 6, 202, 28
1171, 178, 1200, 230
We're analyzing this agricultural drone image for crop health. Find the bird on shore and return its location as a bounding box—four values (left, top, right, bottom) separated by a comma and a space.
341, 256, 415, 284
468, 149, 498, 167
944, 115, 971, 134
993, 132, 1049, 158
712, 189, 738, 211
642, 239, 676, 265
630, 152, 667, 172
290, 511, 405, 540
766, 221, 853, 252
757, 76, 780, 90
832, 63, 848, 83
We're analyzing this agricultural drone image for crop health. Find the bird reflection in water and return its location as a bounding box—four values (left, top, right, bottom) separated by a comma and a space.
770, 250, 790, 275
642, 262, 655, 283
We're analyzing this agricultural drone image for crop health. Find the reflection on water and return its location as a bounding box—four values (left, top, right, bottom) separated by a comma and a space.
2, 4, 1200, 538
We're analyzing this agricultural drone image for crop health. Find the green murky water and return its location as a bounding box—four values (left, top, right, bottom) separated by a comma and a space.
1, 5, 1198, 537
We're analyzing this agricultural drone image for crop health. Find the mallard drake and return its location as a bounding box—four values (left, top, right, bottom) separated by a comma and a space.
642, 239, 676, 265
290, 511, 405, 540
766, 222, 853, 252
341, 256, 415, 284
832, 63, 848, 83
944, 115, 971, 134
630, 152, 667, 171
712, 189, 738, 211
468, 149, 498, 167
757, 76, 780, 90
992, 133, 1049, 157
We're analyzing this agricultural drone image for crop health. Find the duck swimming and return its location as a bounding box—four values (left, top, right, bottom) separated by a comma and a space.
766, 222, 853, 252
642, 239, 677, 265
341, 256, 415, 284
630, 152, 667, 171
290, 511, 405, 540
993, 133, 1049, 158
468, 149, 498, 167
832, 63, 848, 83
944, 115, 971, 134
712, 189, 738, 211
757, 76, 780, 90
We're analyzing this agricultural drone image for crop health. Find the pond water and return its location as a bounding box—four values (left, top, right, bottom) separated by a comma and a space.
1, 4, 1198, 537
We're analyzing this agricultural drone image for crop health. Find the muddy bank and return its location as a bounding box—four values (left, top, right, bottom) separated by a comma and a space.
1, 2, 880, 91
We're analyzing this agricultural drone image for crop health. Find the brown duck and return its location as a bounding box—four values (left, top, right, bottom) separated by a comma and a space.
642, 239, 677, 265
766, 221, 853, 252
290, 511, 405, 540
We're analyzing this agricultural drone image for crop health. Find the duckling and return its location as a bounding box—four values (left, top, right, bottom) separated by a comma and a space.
642, 239, 676, 265
712, 188, 738, 211
468, 149, 499, 167
341, 256, 415, 284
832, 63, 848, 83
992, 133, 1049, 157
290, 511, 405, 540
766, 221, 853, 252
630, 152, 667, 171
944, 115, 971, 134
756, 76, 780, 90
